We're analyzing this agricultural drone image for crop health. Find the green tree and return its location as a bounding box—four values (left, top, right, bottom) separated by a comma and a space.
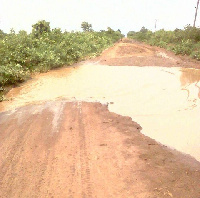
9, 28, 15, 35
107, 27, 115, 34
127, 31, 136, 37
32, 20, 51, 37
18, 30, 28, 36
140, 26, 148, 33
81, 22, 93, 32
0, 29, 5, 38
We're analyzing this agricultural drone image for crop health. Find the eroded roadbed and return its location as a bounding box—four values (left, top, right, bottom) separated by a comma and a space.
0, 100, 200, 198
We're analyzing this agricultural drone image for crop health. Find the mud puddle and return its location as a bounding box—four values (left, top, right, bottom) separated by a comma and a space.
1, 64, 200, 161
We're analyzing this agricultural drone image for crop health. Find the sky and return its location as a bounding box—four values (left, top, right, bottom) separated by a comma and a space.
0, 0, 199, 35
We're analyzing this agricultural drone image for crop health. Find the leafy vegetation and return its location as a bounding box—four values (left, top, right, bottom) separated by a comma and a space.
0, 20, 123, 101
127, 25, 200, 60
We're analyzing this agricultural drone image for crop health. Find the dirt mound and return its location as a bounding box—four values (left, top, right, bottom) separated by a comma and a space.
117, 44, 153, 57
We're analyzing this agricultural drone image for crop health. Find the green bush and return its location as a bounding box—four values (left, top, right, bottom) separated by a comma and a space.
0, 64, 29, 86
169, 39, 193, 55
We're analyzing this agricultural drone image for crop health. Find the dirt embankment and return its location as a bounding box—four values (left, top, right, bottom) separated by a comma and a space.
95, 38, 200, 69
0, 101, 200, 198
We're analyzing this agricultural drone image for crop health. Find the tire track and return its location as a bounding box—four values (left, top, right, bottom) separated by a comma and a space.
66, 102, 80, 198
77, 101, 93, 198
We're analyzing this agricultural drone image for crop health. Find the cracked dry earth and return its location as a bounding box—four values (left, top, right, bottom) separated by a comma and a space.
0, 39, 200, 198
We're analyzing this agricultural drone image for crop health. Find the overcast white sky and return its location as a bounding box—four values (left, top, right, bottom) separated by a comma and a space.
0, 0, 199, 34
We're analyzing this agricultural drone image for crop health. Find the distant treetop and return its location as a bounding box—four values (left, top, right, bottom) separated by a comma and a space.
81, 22, 93, 32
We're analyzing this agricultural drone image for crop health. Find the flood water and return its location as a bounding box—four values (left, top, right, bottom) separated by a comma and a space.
1, 64, 200, 161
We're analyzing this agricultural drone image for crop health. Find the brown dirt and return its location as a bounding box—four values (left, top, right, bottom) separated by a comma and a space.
1, 39, 200, 198
0, 101, 200, 198
94, 38, 200, 69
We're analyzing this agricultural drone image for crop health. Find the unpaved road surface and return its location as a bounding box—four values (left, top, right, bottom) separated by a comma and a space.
0, 39, 200, 198
95, 38, 200, 68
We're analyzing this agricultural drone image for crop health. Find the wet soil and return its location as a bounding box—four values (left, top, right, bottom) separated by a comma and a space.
0, 39, 200, 198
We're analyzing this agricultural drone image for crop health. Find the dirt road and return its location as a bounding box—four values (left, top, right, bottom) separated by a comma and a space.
0, 39, 200, 198
95, 38, 200, 68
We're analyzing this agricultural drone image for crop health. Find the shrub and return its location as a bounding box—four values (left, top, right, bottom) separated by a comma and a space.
0, 64, 29, 86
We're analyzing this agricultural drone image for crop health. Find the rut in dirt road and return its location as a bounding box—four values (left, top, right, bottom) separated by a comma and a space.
77, 101, 93, 198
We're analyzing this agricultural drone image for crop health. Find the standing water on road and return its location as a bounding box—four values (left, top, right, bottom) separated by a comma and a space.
1, 64, 200, 161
